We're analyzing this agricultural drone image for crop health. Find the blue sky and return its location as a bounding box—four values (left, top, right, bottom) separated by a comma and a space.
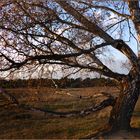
0, 0, 139, 79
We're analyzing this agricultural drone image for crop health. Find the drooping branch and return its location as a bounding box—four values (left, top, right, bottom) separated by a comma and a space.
0, 2, 123, 79
55, 0, 138, 68
5, 1, 137, 65
0, 0, 135, 80
0, 39, 126, 80
0, 27, 126, 80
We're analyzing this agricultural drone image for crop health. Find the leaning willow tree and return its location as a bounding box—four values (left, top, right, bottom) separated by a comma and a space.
0, 0, 140, 132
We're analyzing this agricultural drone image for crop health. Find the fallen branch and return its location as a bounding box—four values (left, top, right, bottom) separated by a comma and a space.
19, 96, 116, 117
0, 87, 116, 117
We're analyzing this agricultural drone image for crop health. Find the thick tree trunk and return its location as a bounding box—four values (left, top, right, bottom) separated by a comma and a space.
109, 77, 140, 130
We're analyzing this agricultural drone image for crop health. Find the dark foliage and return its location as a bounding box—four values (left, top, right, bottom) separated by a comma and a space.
0, 78, 117, 88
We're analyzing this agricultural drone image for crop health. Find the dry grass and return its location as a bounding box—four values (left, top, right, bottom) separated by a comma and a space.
0, 87, 140, 139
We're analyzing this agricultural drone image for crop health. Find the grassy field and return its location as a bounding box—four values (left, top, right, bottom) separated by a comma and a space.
0, 87, 140, 139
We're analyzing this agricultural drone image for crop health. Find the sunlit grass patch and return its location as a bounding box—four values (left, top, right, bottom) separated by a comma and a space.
0, 87, 139, 139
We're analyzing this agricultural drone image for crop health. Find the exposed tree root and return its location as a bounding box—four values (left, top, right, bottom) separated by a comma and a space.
0, 87, 116, 117
19, 96, 116, 117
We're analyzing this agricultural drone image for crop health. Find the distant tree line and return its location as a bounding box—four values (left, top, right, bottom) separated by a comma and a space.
0, 78, 117, 88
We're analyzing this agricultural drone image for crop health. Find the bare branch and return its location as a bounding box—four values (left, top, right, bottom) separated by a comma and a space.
0, 40, 126, 80
55, 0, 138, 68
79, 1, 131, 19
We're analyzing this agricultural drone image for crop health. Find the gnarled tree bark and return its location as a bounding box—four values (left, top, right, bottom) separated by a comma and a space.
109, 68, 140, 130
108, 0, 140, 131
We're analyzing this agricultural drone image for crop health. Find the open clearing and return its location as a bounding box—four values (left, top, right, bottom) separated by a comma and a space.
0, 87, 140, 139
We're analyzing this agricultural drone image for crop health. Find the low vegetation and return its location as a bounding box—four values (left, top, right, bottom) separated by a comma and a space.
0, 78, 116, 88
0, 87, 140, 139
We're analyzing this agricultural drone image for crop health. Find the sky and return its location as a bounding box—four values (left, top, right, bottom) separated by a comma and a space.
0, 0, 139, 79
